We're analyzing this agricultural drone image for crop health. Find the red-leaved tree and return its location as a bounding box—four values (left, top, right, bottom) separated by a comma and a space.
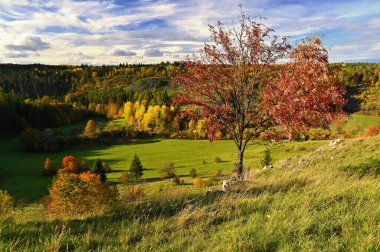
171, 11, 345, 179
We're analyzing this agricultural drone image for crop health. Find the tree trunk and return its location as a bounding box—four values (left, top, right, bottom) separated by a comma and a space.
236, 147, 244, 180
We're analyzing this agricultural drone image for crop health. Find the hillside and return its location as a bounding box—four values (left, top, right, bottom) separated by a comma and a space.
1, 136, 379, 251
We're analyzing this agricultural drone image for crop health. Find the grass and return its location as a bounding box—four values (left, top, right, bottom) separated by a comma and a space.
341, 114, 380, 135
1, 115, 380, 250
0, 135, 324, 202
1, 135, 379, 251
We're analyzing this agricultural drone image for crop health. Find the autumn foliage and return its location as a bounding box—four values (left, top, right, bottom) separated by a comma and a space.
45, 171, 117, 217
363, 125, 380, 137
61, 155, 76, 169
172, 10, 345, 178
263, 36, 345, 138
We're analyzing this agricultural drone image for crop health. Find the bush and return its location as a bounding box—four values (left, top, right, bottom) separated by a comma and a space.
193, 177, 204, 188
120, 171, 132, 184
45, 172, 117, 217
119, 185, 145, 202
59, 156, 89, 174
213, 169, 222, 177
19, 128, 67, 153
189, 168, 197, 178
0, 190, 15, 220
129, 154, 144, 179
19, 128, 40, 152
102, 162, 111, 173
41, 158, 56, 176
308, 128, 330, 140
172, 176, 181, 185
363, 126, 380, 137
61, 155, 76, 169
159, 162, 176, 180
90, 159, 106, 182
214, 156, 222, 163
261, 148, 272, 168
82, 120, 99, 138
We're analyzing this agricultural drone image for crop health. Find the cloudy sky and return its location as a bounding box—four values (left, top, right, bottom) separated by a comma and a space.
0, 0, 379, 65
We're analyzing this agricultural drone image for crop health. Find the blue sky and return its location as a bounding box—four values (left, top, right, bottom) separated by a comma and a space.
0, 0, 379, 64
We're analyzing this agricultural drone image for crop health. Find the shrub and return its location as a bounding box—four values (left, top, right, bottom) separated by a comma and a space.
102, 162, 111, 172
120, 171, 132, 184
261, 148, 272, 167
193, 177, 204, 188
119, 185, 145, 202
308, 128, 330, 140
19, 128, 66, 153
129, 154, 144, 179
214, 156, 222, 163
61, 155, 76, 169
90, 159, 106, 182
159, 162, 176, 180
213, 169, 222, 177
172, 176, 181, 185
45, 172, 117, 217
19, 128, 40, 152
82, 120, 99, 138
41, 158, 56, 176
363, 126, 380, 137
189, 168, 197, 178
0, 190, 15, 220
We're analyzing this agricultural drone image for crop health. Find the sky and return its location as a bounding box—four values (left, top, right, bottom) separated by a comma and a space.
0, 0, 379, 65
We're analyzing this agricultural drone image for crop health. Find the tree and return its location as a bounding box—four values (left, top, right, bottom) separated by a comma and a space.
172, 9, 344, 179
261, 148, 272, 167
91, 159, 107, 182
83, 120, 98, 138
129, 154, 143, 179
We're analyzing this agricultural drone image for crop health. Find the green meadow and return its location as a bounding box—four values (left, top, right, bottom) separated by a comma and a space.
0, 135, 325, 202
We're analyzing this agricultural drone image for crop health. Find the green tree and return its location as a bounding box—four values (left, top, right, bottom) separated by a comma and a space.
261, 148, 272, 167
91, 159, 106, 182
129, 154, 143, 179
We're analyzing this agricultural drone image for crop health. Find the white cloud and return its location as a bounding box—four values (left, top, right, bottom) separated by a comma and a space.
0, 0, 379, 64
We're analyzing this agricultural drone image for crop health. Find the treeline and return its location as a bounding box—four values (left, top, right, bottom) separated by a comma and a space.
68, 83, 170, 107
0, 62, 181, 99
0, 89, 99, 135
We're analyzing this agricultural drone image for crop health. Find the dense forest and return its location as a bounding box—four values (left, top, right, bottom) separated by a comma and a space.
0, 63, 379, 138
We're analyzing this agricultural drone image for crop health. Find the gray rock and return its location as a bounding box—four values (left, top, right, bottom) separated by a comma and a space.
263, 165, 273, 170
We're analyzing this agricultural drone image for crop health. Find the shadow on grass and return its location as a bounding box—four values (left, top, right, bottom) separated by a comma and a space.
126, 139, 161, 145
341, 159, 380, 178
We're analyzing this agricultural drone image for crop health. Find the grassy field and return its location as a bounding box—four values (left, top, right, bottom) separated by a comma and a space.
1, 135, 379, 251
1, 113, 379, 203
341, 114, 380, 135
0, 135, 325, 202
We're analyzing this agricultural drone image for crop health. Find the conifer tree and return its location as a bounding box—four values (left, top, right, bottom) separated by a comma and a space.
129, 154, 143, 179
91, 158, 106, 182
261, 149, 272, 167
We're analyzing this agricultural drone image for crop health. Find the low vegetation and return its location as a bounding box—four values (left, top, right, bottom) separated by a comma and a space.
1, 136, 379, 250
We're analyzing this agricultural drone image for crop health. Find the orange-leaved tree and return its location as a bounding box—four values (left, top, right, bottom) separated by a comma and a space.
171, 10, 345, 179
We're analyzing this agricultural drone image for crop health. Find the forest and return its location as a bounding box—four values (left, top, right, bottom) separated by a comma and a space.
1, 62, 379, 139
